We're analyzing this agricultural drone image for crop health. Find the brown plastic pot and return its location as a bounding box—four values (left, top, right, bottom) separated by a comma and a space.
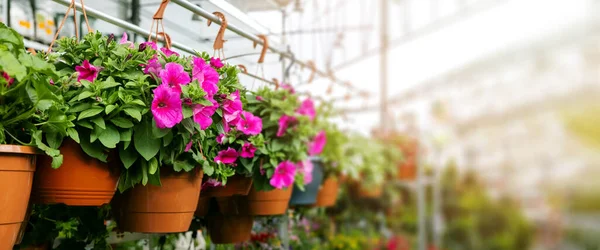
0, 145, 36, 250
315, 177, 340, 207
32, 139, 119, 206
113, 169, 203, 233
245, 188, 292, 216
207, 212, 253, 244
202, 175, 253, 198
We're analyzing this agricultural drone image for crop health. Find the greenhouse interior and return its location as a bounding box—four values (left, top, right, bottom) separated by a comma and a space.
0, 0, 599, 249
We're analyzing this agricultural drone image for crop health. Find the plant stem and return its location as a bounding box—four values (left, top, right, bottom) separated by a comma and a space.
5, 130, 28, 145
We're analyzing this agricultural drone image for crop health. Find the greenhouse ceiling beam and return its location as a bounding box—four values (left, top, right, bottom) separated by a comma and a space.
171, 0, 362, 91
52, 0, 196, 55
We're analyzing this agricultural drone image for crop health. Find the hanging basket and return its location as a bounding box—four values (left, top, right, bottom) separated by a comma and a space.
289, 159, 324, 206
206, 196, 253, 244
350, 182, 383, 199
245, 187, 292, 216
202, 175, 253, 198
314, 176, 340, 207
32, 139, 119, 206
113, 169, 203, 233
0, 145, 36, 250
398, 139, 418, 181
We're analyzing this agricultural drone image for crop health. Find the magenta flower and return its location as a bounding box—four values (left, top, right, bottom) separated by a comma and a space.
296, 98, 316, 121
202, 178, 222, 189
75, 60, 99, 83
216, 134, 225, 144
214, 147, 238, 165
297, 160, 314, 184
143, 56, 162, 77
269, 161, 297, 189
151, 84, 183, 129
160, 47, 179, 57
159, 62, 190, 92
240, 142, 257, 158
222, 90, 243, 124
236, 111, 262, 135
276, 115, 297, 137
192, 57, 219, 96
2, 72, 14, 87
141, 41, 158, 51
281, 83, 295, 93
210, 57, 224, 69
185, 140, 193, 152
119, 32, 134, 48
255, 96, 264, 101
193, 98, 218, 130
308, 130, 326, 156
49, 79, 54, 85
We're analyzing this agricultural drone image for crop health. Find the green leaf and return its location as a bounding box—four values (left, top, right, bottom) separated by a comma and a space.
91, 116, 105, 129
0, 25, 24, 48
148, 158, 158, 175
120, 128, 132, 141
46, 132, 63, 149
182, 105, 193, 119
151, 120, 170, 138
78, 91, 94, 101
271, 139, 284, 152
77, 120, 93, 130
98, 125, 120, 148
37, 100, 53, 111
203, 161, 214, 176
101, 76, 120, 89
130, 99, 146, 106
240, 157, 253, 173
51, 155, 64, 169
148, 169, 161, 186
80, 133, 108, 162
134, 120, 161, 161
78, 107, 104, 120
181, 118, 195, 134
110, 117, 134, 128
0, 51, 26, 81
68, 103, 92, 113
105, 104, 117, 115
119, 145, 137, 169
141, 161, 149, 186
124, 108, 141, 122
162, 131, 173, 146
66, 128, 80, 143
173, 161, 194, 172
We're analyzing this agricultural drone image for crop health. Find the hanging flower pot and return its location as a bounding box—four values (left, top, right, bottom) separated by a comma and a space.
113, 169, 203, 233
245, 187, 293, 216
289, 158, 324, 206
32, 139, 119, 206
398, 139, 418, 181
350, 182, 383, 199
206, 196, 253, 244
0, 145, 36, 250
315, 177, 340, 207
194, 195, 210, 217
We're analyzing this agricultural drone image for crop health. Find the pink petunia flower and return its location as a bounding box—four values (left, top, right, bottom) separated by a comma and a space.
255, 96, 264, 101
214, 147, 238, 164
185, 140, 193, 152
2, 72, 14, 87
160, 47, 179, 57
151, 84, 183, 128
269, 161, 297, 189
119, 32, 135, 48
49, 79, 54, 85
297, 160, 314, 184
75, 60, 99, 83
193, 98, 218, 130
210, 57, 224, 69
236, 111, 262, 136
308, 130, 326, 156
141, 41, 158, 51
222, 90, 243, 124
281, 83, 295, 93
296, 98, 316, 121
159, 62, 190, 92
240, 142, 257, 158
192, 57, 219, 96
202, 178, 222, 189
276, 115, 297, 137
216, 134, 225, 144
143, 56, 162, 77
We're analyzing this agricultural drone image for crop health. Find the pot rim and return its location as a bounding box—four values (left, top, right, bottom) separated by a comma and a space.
0, 144, 38, 155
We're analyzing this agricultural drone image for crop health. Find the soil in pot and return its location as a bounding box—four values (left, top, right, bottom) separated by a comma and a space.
0, 145, 36, 250
315, 177, 340, 207
289, 159, 324, 206
32, 139, 119, 206
113, 169, 203, 233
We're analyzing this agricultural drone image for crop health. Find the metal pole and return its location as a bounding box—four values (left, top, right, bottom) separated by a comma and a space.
417, 134, 426, 250
52, 0, 196, 55
380, 0, 389, 131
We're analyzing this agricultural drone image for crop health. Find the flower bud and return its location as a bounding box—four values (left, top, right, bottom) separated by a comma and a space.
107, 34, 115, 44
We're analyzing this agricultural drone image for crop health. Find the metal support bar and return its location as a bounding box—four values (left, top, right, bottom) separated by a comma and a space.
52, 0, 196, 55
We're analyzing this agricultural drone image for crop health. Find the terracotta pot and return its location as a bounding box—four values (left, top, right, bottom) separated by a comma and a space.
32, 139, 119, 206
398, 140, 418, 181
0, 145, 36, 250
351, 183, 383, 199
206, 213, 253, 244
113, 169, 203, 233
315, 177, 339, 207
245, 188, 292, 216
202, 175, 253, 198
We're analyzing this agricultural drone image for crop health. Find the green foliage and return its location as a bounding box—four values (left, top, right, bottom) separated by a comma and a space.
343, 134, 397, 187
314, 102, 348, 178
0, 22, 71, 167
19, 204, 112, 249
